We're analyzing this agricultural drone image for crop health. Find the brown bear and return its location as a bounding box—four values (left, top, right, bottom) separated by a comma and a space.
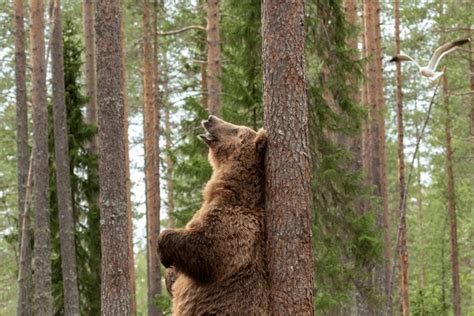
157, 115, 269, 315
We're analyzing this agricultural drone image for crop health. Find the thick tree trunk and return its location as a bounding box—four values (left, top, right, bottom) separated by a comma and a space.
442, 74, 462, 316
393, 0, 409, 314
30, 0, 53, 314
206, 0, 220, 115
14, 0, 32, 314
262, 1, 314, 314
50, 1, 80, 314
95, 1, 133, 313
363, 0, 391, 301
83, 0, 98, 154
143, 1, 162, 314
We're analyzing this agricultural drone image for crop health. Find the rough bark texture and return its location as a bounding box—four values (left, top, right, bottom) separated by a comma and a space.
206, 0, 220, 115
95, 1, 133, 314
14, 0, 32, 314
50, 1, 81, 314
83, 0, 98, 154
143, 1, 162, 314
394, 0, 409, 314
442, 74, 462, 316
30, 0, 53, 314
363, 0, 391, 300
262, 1, 314, 314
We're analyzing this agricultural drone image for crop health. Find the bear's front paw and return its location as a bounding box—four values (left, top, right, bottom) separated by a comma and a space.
157, 230, 176, 268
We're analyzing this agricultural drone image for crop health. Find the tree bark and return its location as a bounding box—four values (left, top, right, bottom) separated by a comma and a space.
50, 1, 80, 314
262, 0, 314, 314
363, 0, 391, 300
206, 0, 220, 115
393, 0, 409, 314
442, 74, 462, 316
83, 0, 98, 154
95, 0, 133, 313
14, 0, 32, 314
30, 0, 53, 314
143, 1, 162, 314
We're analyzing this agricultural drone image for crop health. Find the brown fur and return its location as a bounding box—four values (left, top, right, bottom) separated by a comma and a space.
157, 116, 269, 315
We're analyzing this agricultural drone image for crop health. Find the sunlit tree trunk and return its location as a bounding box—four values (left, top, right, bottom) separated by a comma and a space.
50, 1, 80, 314
206, 0, 220, 115
95, 0, 133, 313
14, 0, 32, 313
83, 0, 98, 154
30, 0, 53, 314
393, 0, 409, 314
262, 0, 314, 313
143, 1, 162, 314
442, 74, 461, 316
363, 0, 391, 301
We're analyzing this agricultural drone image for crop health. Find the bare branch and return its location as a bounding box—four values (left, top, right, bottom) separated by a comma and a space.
158, 25, 206, 36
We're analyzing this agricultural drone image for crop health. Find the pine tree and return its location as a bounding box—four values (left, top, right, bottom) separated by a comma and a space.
95, 0, 133, 313
206, 0, 221, 115
30, 0, 53, 313
262, 0, 314, 313
14, 0, 32, 313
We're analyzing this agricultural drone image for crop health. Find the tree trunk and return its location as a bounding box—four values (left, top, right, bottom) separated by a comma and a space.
50, 1, 80, 314
163, 54, 175, 228
416, 124, 426, 314
95, 1, 133, 313
14, 0, 32, 314
30, 0, 53, 314
262, 1, 314, 314
120, 10, 137, 314
206, 0, 220, 115
83, 0, 98, 154
469, 40, 474, 150
393, 0, 409, 314
363, 0, 391, 301
442, 74, 462, 316
143, 1, 162, 314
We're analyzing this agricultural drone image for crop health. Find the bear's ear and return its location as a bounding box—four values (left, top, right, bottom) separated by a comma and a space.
254, 128, 267, 154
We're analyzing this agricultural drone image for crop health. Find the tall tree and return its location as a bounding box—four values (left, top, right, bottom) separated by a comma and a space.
143, 0, 161, 314
363, 0, 391, 298
83, 0, 98, 154
393, 0, 409, 314
14, 0, 32, 313
262, 0, 314, 314
442, 73, 461, 316
30, 0, 53, 314
50, 1, 80, 314
206, 0, 221, 115
95, 0, 133, 313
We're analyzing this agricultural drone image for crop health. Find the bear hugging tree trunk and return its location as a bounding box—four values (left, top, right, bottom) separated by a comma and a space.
157, 115, 270, 315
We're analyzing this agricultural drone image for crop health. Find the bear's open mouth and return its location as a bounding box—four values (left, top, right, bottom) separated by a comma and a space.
199, 120, 217, 144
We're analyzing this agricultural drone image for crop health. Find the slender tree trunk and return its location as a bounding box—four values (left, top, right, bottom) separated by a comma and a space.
206, 0, 220, 115
30, 0, 53, 314
393, 1, 409, 314
442, 74, 462, 316
143, 1, 162, 314
163, 54, 175, 228
363, 0, 391, 301
50, 1, 80, 314
120, 11, 137, 314
469, 40, 474, 150
83, 0, 98, 154
262, 1, 314, 314
14, 0, 32, 314
416, 125, 426, 314
95, 1, 133, 313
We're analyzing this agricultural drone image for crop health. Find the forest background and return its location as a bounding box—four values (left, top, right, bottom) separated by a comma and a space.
0, 0, 472, 315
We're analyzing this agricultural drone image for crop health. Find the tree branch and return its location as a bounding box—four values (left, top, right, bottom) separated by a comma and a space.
158, 25, 206, 36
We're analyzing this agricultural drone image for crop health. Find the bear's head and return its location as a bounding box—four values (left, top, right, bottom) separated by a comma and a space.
199, 115, 267, 170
